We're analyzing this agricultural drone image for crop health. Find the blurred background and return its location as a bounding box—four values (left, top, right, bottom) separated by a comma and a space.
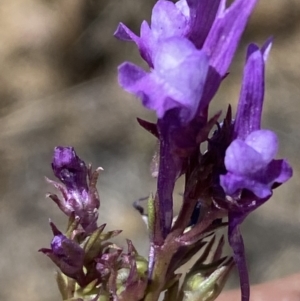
0, 0, 299, 300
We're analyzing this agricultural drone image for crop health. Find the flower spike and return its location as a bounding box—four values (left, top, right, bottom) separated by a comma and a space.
40, 2, 294, 301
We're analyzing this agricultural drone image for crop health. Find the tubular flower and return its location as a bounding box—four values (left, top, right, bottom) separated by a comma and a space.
218, 40, 292, 301
220, 41, 292, 199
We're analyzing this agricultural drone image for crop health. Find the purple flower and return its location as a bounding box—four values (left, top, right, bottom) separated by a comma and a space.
116, 4, 290, 299
39, 222, 85, 283
119, 37, 209, 122
218, 41, 292, 301
117, 1, 260, 266
220, 42, 292, 199
221, 130, 292, 198
47, 147, 100, 232
116, 0, 258, 121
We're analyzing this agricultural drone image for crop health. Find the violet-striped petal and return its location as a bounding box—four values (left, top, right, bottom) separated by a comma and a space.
234, 45, 264, 139
203, 0, 258, 77
186, 0, 221, 49
234, 40, 272, 139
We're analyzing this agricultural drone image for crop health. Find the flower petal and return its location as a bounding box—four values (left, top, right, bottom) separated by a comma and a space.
203, 0, 258, 77
256, 159, 293, 188
118, 62, 148, 91
114, 22, 154, 66
245, 130, 278, 164
221, 132, 279, 198
151, 0, 189, 40
119, 38, 209, 122
114, 22, 138, 42
186, 0, 221, 49
222, 172, 272, 199
234, 44, 265, 139
224, 139, 266, 175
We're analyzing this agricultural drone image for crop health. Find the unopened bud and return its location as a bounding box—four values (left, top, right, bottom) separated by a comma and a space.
136, 256, 148, 277
183, 259, 233, 301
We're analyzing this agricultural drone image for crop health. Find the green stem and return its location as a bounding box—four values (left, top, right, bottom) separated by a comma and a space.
67, 277, 76, 299
144, 242, 178, 301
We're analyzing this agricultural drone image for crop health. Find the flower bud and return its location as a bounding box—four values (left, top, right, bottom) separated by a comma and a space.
183, 258, 233, 301
48, 147, 101, 232
39, 221, 85, 283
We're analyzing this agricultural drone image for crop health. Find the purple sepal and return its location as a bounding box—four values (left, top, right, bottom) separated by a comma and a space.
137, 118, 158, 138
118, 37, 209, 122
39, 222, 85, 283
203, 0, 258, 77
